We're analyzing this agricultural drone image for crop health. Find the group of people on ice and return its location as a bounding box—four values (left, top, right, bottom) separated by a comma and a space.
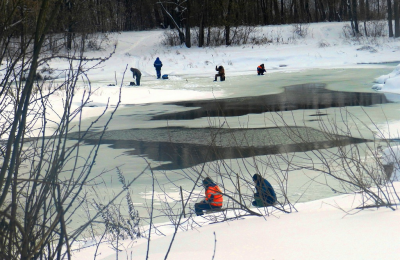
129, 57, 164, 86
194, 174, 277, 216
130, 58, 267, 86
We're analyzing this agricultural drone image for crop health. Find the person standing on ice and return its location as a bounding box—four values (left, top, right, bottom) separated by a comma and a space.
257, 64, 266, 75
153, 57, 163, 79
252, 174, 277, 207
214, 65, 225, 81
130, 67, 141, 86
194, 177, 223, 216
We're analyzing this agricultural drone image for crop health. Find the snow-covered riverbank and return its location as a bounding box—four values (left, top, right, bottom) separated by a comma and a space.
58, 21, 400, 260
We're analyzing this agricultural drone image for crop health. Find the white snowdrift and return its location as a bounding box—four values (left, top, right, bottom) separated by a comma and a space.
73, 183, 400, 260
373, 64, 400, 92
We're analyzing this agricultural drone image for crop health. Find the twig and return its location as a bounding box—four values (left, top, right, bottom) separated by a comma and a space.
212, 232, 217, 260
180, 186, 186, 218
145, 161, 156, 260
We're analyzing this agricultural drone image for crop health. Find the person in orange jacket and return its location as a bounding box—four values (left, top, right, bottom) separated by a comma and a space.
257, 64, 266, 75
195, 177, 223, 216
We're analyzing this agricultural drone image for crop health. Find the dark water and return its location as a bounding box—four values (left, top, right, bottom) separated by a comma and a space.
73, 84, 395, 170
151, 83, 390, 120
78, 127, 368, 170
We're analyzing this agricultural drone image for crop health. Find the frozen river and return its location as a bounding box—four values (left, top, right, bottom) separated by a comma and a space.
70, 64, 400, 226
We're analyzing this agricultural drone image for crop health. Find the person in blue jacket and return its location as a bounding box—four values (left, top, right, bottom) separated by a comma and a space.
154, 57, 163, 79
252, 174, 277, 207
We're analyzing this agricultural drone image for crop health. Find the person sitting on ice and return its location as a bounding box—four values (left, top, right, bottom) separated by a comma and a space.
214, 65, 225, 81
194, 177, 223, 216
252, 173, 277, 207
130, 67, 141, 86
257, 64, 266, 75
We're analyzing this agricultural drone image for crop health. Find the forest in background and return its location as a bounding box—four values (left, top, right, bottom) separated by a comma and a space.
3, 0, 400, 49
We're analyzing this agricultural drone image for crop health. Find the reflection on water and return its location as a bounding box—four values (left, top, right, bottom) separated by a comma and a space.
71, 84, 397, 170
152, 83, 391, 120
78, 127, 368, 170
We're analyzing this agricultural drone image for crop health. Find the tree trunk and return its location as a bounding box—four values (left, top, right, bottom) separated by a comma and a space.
273, 0, 280, 24
328, 0, 335, 21
304, 0, 312, 22
225, 0, 232, 46
293, 0, 299, 22
319, 0, 326, 21
340, 0, 347, 20
359, 0, 365, 21
394, 0, 400, 37
378, 0, 380, 17
261, 0, 268, 24
388, 0, 394, 37
66, 0, 73, 49
185, 0, 191, 47
352, 0, 359, 34
198, 1, 205, 47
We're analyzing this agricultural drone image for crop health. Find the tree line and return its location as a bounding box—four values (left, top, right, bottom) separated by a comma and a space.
2, 0, 400, 49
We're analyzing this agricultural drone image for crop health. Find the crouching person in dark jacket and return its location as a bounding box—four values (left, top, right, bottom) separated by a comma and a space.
257, 64, 266, 75
195, 177, 223, 216
252, 174, 277, 207
130, 67, 141, 86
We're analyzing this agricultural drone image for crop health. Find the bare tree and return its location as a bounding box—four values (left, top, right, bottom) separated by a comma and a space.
388, 0, 394, 37
0, 1, 145, 259
394, 0, 400, 37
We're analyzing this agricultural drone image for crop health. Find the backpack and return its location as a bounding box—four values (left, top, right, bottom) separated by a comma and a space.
162, 74, 168, 79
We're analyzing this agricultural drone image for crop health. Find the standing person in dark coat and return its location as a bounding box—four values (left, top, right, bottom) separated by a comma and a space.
154, 57, 163, 79
214, 65, 225, 81
194, 177, 223, 216
257, 64, 266, 75
252, 174, 277, 207
130, 67, 141, 86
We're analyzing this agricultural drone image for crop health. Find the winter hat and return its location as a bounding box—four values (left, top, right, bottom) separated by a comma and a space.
202, 177, 214, 186
253, 174, 261, 182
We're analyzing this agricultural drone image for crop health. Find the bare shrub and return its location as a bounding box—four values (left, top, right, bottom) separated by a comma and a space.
362, 20, 387, 37
342, 20, 387, 45
267, 108, 400, 210
85, 33, 111, 51
161, 30, 181, 46
292, 23, 310, 38
342, 24, 354, 39
318, 40, 331, 48
229, 26, 259, 45
163, 26, 263, 47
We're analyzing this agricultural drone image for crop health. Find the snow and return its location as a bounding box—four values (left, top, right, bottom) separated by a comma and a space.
373, 64, 400, 92
74, 185, 400, 260
6, 21, 400, 259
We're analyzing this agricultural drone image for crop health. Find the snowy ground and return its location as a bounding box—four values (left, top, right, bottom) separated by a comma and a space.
6, 21, 400, 259
74, 183, 400, 260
